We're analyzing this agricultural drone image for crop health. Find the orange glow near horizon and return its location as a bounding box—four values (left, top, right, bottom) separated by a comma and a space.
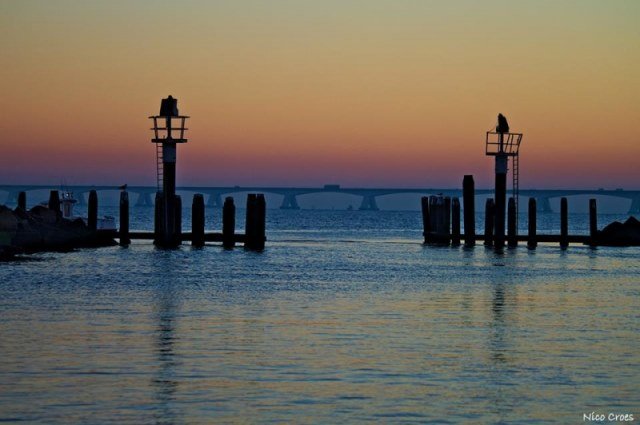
1, 1, 639, 189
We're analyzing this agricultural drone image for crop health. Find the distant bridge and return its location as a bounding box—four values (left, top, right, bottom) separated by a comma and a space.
1, 184, 639, 213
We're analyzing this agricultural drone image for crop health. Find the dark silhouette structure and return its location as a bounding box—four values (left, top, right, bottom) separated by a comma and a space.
527, 198, 537, 249
496, 113, 509, 134
589, 199, 598, 246
150, 96, 189, 248
421, 194, 456, 245
146, 97, 266, 250
462, 175, 475, 246
595, 216, 640, 246
191, 194, 205, 248
486, 114, 523, 249
560, 197, 569, 249
119, 190, 130, 246
418, 177, 619, 248
484, 198, 495, 247
17, 192, 26, 211
507, 197, 517, 247
222, 197, 236, 249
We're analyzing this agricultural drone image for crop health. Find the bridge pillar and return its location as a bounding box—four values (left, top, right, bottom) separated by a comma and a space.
280, 193, 300, 210
358, 195, 379, 211
135, 191, 154, 207
537, 197, 552, 213
629, 197, 640, 215
207, 193, 223, 208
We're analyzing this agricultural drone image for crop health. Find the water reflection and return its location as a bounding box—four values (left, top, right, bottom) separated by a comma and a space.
152, 267, 181, 424
487, 256, 519, 422
490, 282, 507, 364
0, 213, 638, 423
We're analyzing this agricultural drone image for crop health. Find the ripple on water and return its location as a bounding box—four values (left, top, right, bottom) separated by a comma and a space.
0, 210, 639, 423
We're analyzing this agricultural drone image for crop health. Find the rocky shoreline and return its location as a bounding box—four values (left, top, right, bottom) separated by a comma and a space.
0, 205, 116, 259
595, 216, 640, 247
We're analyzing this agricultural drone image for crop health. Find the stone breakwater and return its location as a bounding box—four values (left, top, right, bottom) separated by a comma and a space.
596, 216, 640, 246
0, 205, 115, 258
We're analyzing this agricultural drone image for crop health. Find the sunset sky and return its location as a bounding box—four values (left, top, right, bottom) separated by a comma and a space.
1, 0, 638, 189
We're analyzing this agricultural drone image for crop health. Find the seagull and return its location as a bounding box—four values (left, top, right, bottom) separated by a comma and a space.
119, 184, 128, 191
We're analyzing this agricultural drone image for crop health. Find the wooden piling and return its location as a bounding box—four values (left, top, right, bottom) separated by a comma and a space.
174, 195, 182, 245
484, 198, 494, 247
434, 196, 444, 243
152, 191, 181, 248
444, 196, 451, 244
462, 175, 475, 246
17, 191, 27, 211
421, 196, 431, 244
222, 196, 236, 249
191, 194, 205, 247
589, 198, 598, 246
255, 194, 266, 251
119, 191, 130, 245
429, 196, 438, 240
494, 168, 507, 249
507, 197, 517, 247
154, 192, 162, 244
48, 190, 61, 216
245, 194, 258, 250
435, 197, 444, 240
560, 197, 568, 248
426, 195, 450, 244
527, 198, 537, 249
451, 197, 461, 246
87, 190, 98, 231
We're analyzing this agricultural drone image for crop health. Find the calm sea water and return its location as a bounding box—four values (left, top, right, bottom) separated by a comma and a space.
1, 208, 638, 424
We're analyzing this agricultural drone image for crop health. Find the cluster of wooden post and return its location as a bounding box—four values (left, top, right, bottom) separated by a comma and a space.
20, 189, 266, 250
150, 192, 265, 250
17, 186, 604, 250
422, 195, 457, 245
187, 193, 266, 250
421, 175, 601, 248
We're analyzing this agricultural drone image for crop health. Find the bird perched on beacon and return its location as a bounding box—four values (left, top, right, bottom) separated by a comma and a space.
496, 113, 510, 133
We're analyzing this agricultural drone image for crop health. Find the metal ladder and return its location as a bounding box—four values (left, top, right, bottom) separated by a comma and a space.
512, 153, 520, 224
155, 143, 163, 191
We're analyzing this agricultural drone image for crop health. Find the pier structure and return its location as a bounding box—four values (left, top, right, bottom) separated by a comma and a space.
145, 96, 266, 250
421, 175, 617, 248
115, 190, 265, 250
485, 114, 523, 249
150, 96, 189, 248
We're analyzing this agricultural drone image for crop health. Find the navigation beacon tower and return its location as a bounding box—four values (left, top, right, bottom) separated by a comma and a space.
485, 114, 523, 248
150, 95, 189, 247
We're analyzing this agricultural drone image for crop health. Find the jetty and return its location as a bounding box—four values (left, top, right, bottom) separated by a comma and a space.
3, 187, 266, 253
421, 115, 640, 249
1, 96, 267, 256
